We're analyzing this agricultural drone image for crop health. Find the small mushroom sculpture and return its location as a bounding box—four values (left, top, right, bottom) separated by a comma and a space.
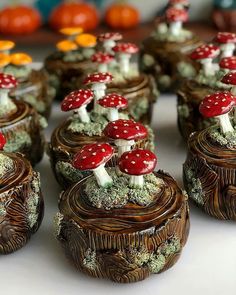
103, 119, 147, 157
118, 149, 157, 188
75, 33, 97, 58
91, 52, 114, 72
113, 42, 139, 75
221, 72, 236, 95
83, 72, 113, 113
72, 143, 114, 187
56, 40, 78, 53
219, 56, 236, 73
199, 91, 236, 134
0, 40, 15, 54
97, 32, 122, 54
166, 7, 188, 36
190, 44, 220, 76
0, 73, 17, 108
169, 0, 189, 9
61, 89, 94, 123
97, 93, 128, 121
215, 32, 236, 58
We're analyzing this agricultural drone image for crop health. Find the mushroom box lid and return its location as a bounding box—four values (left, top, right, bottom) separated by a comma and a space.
103, 119, 148, 141
119, 149, 157, 176
73, 143, 114, 171
219, 56, 236, 70
199, 91, 236, 118
83, 72, 113, 85
61, 89, 94, 112
0, 73, 18, 89
98, 93, 128, 109
190, 44, 220, 60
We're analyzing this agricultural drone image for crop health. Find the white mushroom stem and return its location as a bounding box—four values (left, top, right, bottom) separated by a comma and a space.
98, 63, 108, 72
92, 164, 113, 187
218, 113, 234, 134
129, 175, 144, 188
117, 53, 131, 75
103, 39, 116, 54
220, 43, 235, 58
169, 21, 182, 36
74, 105, 90, 123
107, 108, 119, 122
200, 58, 215, 76
115, 139, 135, 157
0, 89, 11, 106
91, 83, 106, 114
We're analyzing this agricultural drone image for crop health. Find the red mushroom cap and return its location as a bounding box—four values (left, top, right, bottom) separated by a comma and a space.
91, 52, 114, 64
169, 0, 189, 5
221, 72, 236, 85
190, 44, 220, 60
103, 119, 148, 141
0, 73, 18, 89
61, 89, 93, 112
199, 91, 236, 118
215, 32, 236, 44
0, 132, 6, 150
97, 32, 123, 42
83, 72, 113, 85
219, 56, 236, 70
113, 43, 139, 55
166, 7, 188, 22
119, 149, 157, 176
98, 93, 128, 109
72, 143, 114, 171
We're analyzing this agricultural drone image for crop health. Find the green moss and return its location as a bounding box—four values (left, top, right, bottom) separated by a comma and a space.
145, 125, 155, 152
38, 115, 48, 129
153, 27, 193, 43
0, 153, 14, 178
56, 161, 90, 183
160, 236, 181, 257
85, 169, 163, 210
4, 65, 31, 79
158, 75, 171, 88
209, 126, 236, 149
178, 104, 189, 119
142, 54, 156, 68
27, 172, 41, 228
54, 212, 64, 237
0, 100, 17, 117
4, 131, 31, 153
23, 93, 46, 113
62, 51, 84, 62
82, 48, 96, 59
148, 254, 166, 273
185, 166, 204, 205
109, 64, 139, 83
0, 203, 6, 216
83, 248, 97, 270
177, 61, 196, 78
195, 70, 231, 89
129, 97, 149, 121
48, 74, 60, 89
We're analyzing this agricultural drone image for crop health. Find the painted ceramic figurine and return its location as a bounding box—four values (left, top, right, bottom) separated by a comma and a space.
183, 90, 236, 220
0, 40, 55, 120
140, 0, 202, 92
48, 74, 155, 188
0, 73, 45, 166
0, 133, 44, 254
177, 32, 236, 140
55, 144, 189, 283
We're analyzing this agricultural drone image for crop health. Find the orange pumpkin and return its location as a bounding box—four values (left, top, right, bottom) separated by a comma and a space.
49, 1, 99, 31
105, 2, 140, 29
0, 5, 41, 35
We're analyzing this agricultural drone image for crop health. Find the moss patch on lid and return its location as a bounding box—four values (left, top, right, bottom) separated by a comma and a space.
0, 153, 14, 179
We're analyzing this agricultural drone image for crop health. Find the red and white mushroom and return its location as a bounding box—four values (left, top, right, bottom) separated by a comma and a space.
215, 32, 236, 58
112, 42, 139, 75
72, 143, 114, 187
97, 93, 128, 121
0, 73, 18, 107
0, 132, 6, 150
97, 32, 123, 54
118, 149, 157, 187
190, 44, 220, 76
83, 72, 113, 113
103, 119, 148, 157
219, 56, 236, 73
169, 0, 189, 9
166, 7, 188, 36
221, 72, 236, 96
199, 91, 236, 134
91, 52, 114, 73
61, 89, 93, 123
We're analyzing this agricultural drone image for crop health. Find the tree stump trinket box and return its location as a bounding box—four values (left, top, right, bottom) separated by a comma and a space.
0, 73, 45, 166
177, 32, 236, 141
183, 91, 236, 220
0, 133, 44, 254
55, 144, 189, 283
140, 2, 202, 92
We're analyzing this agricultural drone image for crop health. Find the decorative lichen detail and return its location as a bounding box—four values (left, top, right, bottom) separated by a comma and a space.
153, 27, 193, 42
0, 202, 6, 216
4, 131, 32, 153
178, 104, 189, 119
177, 61, 196, 78
27, 173, 40, 229
54, 212, 64, 237
84, 169, 164, 210
56, 161, 90, 183
185, 166, 204, 205
83, 248, 97, 270
0, 154, 14, 179
4, 65, 31, 79
23, 93, 46, 113
209, 126, 236, 149
129, 97, 149, 121
0, 100, 17, 117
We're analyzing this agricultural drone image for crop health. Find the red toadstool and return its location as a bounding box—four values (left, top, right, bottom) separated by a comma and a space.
199, 91, 236, 134
0, 132, 6, 150
0, 73, 18, 107
103, 119, 148, 157
215, 32, 236, 58
166, 7, 188, 36
61, 89, 93, 123
169, 0, 189, 9
221, 72, 236, 96
97, 32, 122, 54
91, 52, 114, 73
219, 56, 236, 72
73, 143, 114, 187
112, 42, 139, 75
118, 149, 157, 187
190, 44, 220, 76
97, 93, 128, 121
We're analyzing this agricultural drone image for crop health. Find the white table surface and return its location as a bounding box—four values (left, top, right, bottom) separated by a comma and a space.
1, 94, 235, 295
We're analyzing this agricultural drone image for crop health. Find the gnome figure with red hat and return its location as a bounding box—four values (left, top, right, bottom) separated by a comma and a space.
183, 90, 236, 220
